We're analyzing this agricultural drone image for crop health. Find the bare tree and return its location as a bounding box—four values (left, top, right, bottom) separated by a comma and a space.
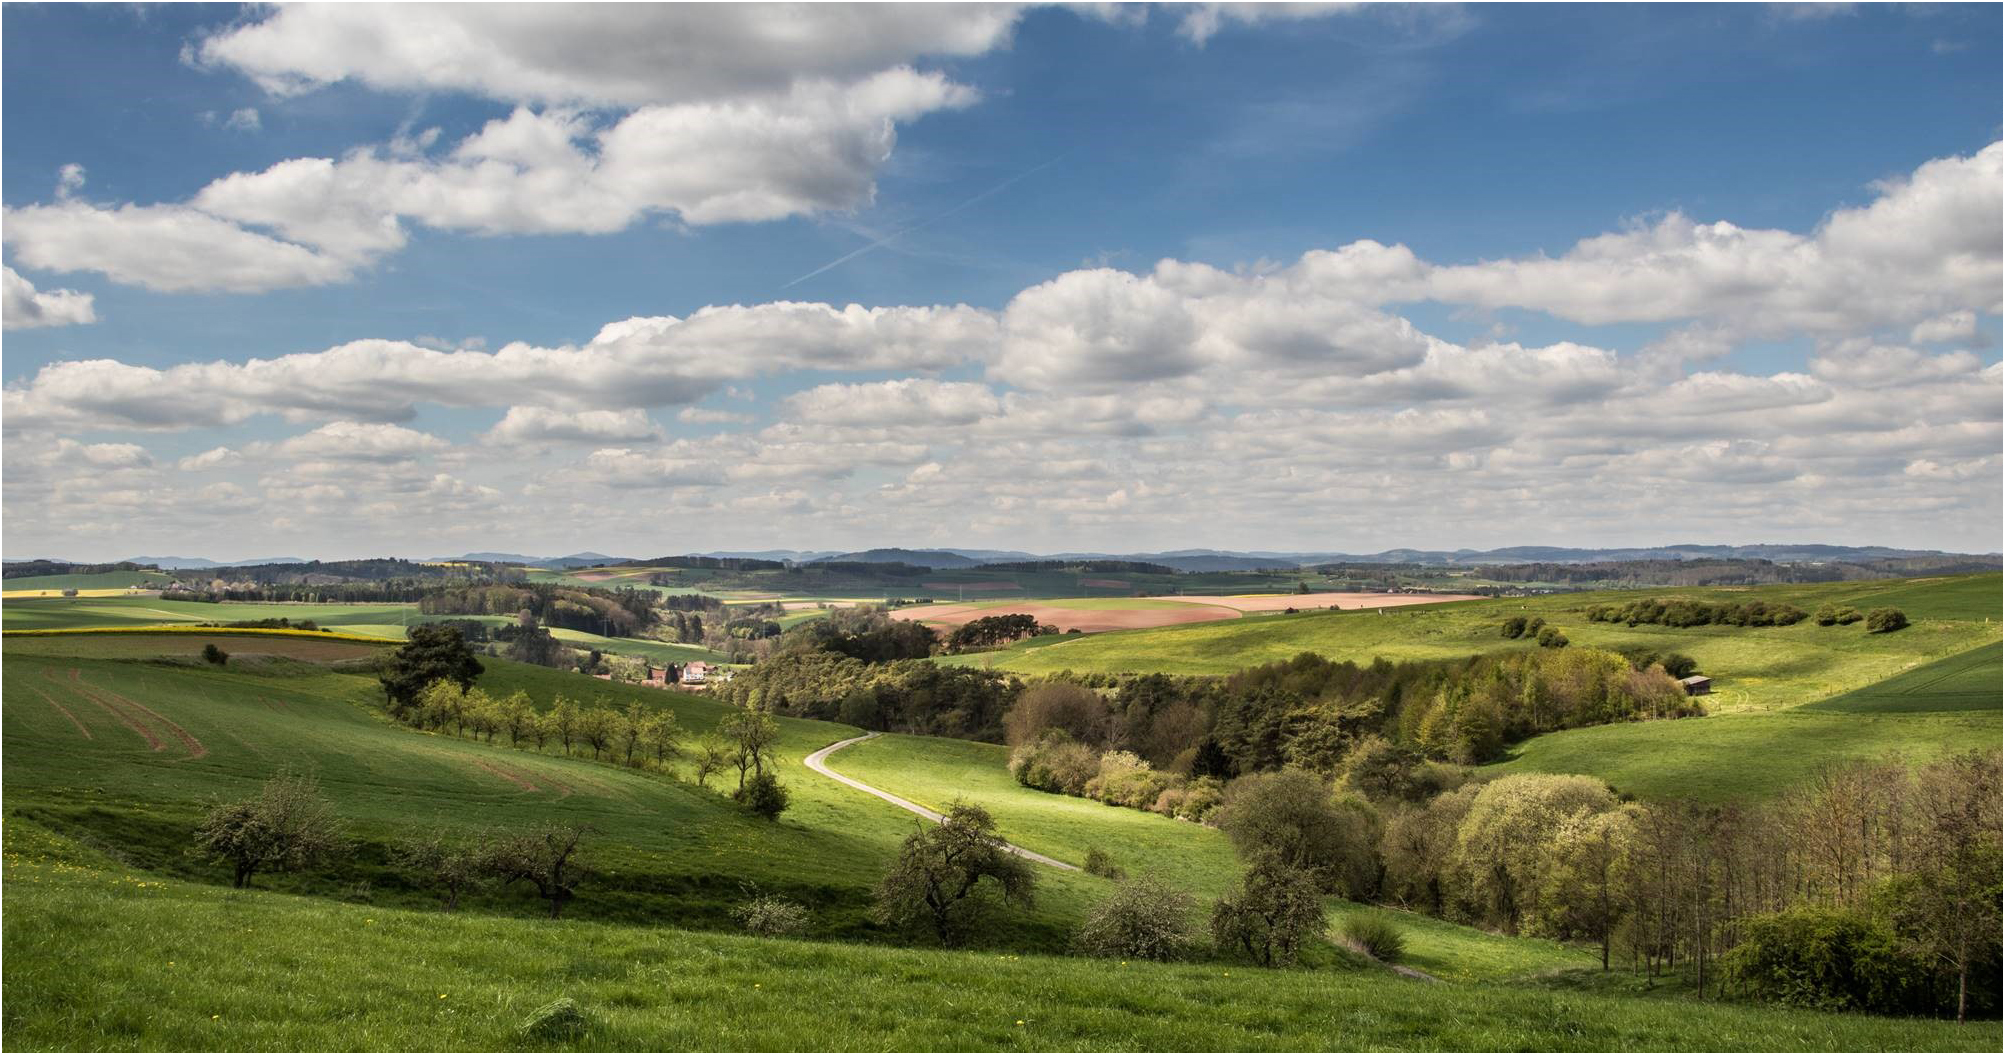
193, 771, 347, 888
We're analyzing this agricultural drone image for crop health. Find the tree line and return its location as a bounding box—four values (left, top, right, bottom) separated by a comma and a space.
418, 583, 660, 636
375, 625, 790, 818
1582, 597, 1809, 628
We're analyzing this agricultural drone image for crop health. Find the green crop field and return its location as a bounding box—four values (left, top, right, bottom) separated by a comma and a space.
1, 597, 424, 632
3, 568, 182, 592
1801, 642, 2002, 714
2, 596, 731, 666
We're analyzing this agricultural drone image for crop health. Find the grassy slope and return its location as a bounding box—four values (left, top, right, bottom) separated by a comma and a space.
7, 823, 1994, 1053
3, 635, 1619, 976
833, 734, 1242, 896
1489, 709, 1999, 802
951, 578, 1999, 697
0, 636, 1112, 946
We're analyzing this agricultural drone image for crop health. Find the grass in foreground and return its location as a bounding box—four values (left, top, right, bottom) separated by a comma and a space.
5, 820, 1993, 1053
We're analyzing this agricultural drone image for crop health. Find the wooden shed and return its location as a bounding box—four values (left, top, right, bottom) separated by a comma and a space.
1679, 675, 1712, 696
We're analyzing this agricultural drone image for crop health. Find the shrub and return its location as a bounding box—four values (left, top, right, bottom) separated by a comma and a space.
1536, 625, 1569, 648
1176, 777, 1226, 822
1085, 750, 1177, 809
1865, 607, 1909, 633
519, 997, 593, 1041
1084, 847, 1125, 880
1340, 914, 1407, 964
1720, 906, 1928, 1015
731, 894, 811, 937
1500, 616, 1528, 639
201, 642, 229, 665
1075, 875, 1199, 960
1004, 682, 1109, 746
739, 771, 791, 821
1007, 730, 1100, 795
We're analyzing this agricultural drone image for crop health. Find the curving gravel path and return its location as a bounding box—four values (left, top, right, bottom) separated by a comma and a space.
803, 732, 1081, 872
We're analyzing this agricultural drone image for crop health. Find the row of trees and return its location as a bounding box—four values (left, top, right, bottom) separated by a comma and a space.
418, 583, 660, 636
1582, 598, 1809, 628
376, 626, 789, 818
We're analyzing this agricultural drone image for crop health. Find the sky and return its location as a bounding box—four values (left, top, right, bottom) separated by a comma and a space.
2, 2, 2000, 561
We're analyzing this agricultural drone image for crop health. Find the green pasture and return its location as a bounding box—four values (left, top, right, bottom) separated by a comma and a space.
8, 822, 1992, 1052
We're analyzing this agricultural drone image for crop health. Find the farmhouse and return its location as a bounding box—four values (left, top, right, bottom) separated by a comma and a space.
680, 661, 712, 685
1679, 675, 1713, 696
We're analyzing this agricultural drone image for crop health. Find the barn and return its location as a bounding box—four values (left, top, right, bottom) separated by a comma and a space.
1679, 675, 1713, 696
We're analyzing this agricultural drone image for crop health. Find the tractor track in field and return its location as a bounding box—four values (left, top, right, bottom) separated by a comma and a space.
804, 733, 1081, 872
473, 758, 541, 793
54, 668, 161, 750
58, 668, 208, 759
28, 685, 93, 739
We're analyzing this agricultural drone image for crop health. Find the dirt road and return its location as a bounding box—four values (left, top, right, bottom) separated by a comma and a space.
802, 733, 1081, 872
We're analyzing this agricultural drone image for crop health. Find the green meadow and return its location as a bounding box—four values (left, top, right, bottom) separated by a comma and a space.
10, 819, 1995, 1052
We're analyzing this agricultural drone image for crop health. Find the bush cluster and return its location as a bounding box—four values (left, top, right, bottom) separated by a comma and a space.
1583, 598, 1808, 628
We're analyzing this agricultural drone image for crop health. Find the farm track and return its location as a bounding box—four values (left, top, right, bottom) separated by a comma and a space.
804, 733, 1081, 872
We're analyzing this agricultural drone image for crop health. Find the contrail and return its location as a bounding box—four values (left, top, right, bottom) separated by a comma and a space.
780, 155, 1067, 290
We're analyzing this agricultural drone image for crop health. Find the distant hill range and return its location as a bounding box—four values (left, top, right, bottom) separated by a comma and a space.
444, 552, 628, 569
124, 556, 307, 570
789, 544, 1998, 573
12, 543, 1994, 577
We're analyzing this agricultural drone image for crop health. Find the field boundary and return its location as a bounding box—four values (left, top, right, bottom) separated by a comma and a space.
3, 626, 395, 643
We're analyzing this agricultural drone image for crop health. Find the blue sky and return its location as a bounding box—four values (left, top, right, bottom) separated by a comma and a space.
3, 3, 2000, 559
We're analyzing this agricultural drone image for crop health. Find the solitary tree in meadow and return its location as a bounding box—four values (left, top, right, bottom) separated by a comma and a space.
488, 824, 594, 919
872, 802, 1036, 945
193, 770, 347, 889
